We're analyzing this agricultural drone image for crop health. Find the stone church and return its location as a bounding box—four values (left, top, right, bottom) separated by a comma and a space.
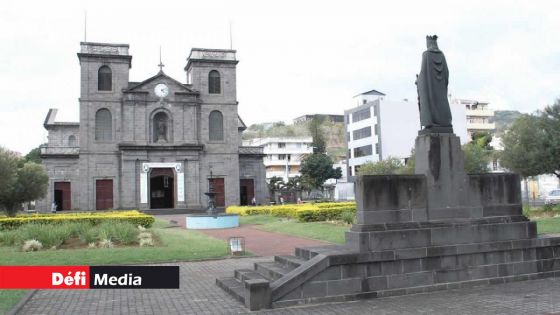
38, 42, 267, 211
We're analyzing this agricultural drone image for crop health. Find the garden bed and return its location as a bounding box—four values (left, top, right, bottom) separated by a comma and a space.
227, 202, 356, 222
0, 210, 154, 229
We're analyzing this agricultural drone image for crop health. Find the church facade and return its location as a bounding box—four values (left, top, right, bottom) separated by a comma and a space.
38, 42, 267, 211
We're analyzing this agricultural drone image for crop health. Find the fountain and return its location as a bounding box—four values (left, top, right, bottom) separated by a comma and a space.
185, 171, 240, 229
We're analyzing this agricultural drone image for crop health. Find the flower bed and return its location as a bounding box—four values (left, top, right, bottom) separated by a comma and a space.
0, 210, 154, 230
226, 202, 356, 222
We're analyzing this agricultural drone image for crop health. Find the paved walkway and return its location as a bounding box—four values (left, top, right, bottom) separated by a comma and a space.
15, 257, 560, 315
156, 215, 331, 256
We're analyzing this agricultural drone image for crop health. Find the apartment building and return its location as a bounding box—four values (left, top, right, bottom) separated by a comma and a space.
451, 98, 495, 139
344, 89, 467, 177
242, 137, 313, 181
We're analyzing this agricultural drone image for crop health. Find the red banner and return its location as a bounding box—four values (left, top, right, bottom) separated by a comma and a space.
0, 266, 90, 289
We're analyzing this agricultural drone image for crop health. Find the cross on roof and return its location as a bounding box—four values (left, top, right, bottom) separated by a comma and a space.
158, 46, 165, 72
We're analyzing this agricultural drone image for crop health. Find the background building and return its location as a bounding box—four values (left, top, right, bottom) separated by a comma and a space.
243, 137, 313, 181
344, 89, 468, 177
293, 114, 344, 124
451, 98, 495, 139
39, 42, 267, 211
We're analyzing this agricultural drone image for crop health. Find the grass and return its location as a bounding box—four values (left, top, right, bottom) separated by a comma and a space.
535, 217, 560, 234
0, 219, 228, 314
0, 291, 26, 315
240, 215, 348, 244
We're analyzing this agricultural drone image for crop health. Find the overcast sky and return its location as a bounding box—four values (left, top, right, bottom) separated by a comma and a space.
1, 0, 559, 154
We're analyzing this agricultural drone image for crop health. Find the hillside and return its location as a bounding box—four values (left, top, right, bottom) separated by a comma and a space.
242, 120, 346, 161
490, 110, 523, 135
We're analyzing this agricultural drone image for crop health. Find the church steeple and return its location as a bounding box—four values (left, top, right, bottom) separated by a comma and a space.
158, 46, 165, 73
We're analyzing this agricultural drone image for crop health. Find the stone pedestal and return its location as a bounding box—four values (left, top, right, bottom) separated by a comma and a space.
414, 133, 480, 220
217, 132, 560, 310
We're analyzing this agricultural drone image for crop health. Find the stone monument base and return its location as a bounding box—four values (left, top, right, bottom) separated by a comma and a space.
217, 233, 560, 310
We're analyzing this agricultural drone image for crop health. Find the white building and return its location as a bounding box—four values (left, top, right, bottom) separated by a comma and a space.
242, 137, 313, 181
450, 98, 495, 139
344, 89, 468, 176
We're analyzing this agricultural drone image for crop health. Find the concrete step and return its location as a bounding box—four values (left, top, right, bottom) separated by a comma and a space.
216, 277, 245, 304
234, 269, 273, 282
254, 261, 294, 281
274, 255, 308, 269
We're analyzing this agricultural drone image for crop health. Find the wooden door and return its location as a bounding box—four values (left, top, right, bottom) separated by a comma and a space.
240, 179, 255, 206
96, 179, 113, 210
209, 178, 225, 207
54, 182, 71, 210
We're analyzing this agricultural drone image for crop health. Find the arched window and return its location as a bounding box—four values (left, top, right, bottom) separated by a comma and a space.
68, 135, 76, 147
153, 112, 170, 143
208, 70, 221, 94
209, 110, 224, 141
95, 109, 112, 140
98, 66, 112, 91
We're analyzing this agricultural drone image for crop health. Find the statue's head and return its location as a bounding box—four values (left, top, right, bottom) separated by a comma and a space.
426, 35, 439, 51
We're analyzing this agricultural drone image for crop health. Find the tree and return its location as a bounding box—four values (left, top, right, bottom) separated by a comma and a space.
357, 157, 407, 175
500, 114, 549, 178
463, 143, 490, 174
299, 153, 341, 189
267, 176, 284, 192
540, 100, 560, 179
470, 132, 493, 150
24, 145, 43, 164
0, 147, 49, 216
308, 116, 326, 153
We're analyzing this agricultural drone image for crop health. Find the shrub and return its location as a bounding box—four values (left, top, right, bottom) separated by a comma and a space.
96, 221, 139, 245
22, 239, 43, 252
16, 224, 72, 248
138, 231, 152, 240
99, 239, 113, 248
0, 210, 154, 230
543, 203, 555, 212
139, 238, 154, 247
340, 211, 355, 224
226, 202, 357, 222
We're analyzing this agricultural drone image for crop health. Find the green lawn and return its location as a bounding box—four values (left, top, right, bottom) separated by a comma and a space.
0, 291, 26, 315
240, 215, 349, 244
0, 219, 228, 314
535, 217, 560, 234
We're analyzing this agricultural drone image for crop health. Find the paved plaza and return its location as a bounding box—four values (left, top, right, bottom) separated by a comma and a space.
156, 215, 332, 256
14, 256, 560, 315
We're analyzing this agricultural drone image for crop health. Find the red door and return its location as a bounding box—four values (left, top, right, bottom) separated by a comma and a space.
209, 178, 225, 207
54, 182, 71, 210
96, 179, 113, 210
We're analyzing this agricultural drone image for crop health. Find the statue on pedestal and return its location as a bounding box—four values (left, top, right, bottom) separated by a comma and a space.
416, 35, 452, 133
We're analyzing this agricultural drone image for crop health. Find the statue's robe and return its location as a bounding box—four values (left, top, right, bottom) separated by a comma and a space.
417, 49, 452, 128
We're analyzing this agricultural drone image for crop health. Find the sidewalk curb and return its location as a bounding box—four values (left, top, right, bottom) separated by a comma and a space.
6, 290, 37, 315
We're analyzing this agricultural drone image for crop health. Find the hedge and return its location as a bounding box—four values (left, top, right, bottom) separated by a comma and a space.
226, 202, 356, 222
0, 210, 155, 230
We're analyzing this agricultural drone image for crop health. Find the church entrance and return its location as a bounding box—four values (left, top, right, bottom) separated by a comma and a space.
54, 182, 71, 210
239, 179, 254, 206
150, 168, 175, 209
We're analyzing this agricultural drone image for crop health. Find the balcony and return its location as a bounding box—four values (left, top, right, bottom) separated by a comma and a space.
466, 109, 494, 117
264, 160, 303, 167
466, 122, 496, 130
40, 146, 79, 157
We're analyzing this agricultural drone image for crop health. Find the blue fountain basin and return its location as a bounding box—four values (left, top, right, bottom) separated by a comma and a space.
185, 214, 239, 229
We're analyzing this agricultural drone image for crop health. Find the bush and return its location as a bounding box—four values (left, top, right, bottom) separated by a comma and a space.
226, 202, 357, 222
97, 221, 138, 245
340, 211, 355, 224
22, 239, 43, 252
0, 210, 154, 230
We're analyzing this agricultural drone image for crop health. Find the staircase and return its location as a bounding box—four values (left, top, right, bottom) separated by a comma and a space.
216, 254, 310, 309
